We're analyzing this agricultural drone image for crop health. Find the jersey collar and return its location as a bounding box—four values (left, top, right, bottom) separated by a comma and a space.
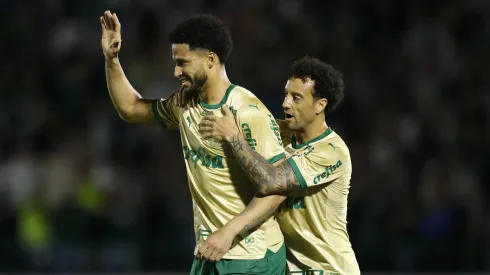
292, 127, 333, 149
199, 84, 236, 109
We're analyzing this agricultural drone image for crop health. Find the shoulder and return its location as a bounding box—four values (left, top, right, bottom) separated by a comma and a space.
307, 133, 350, 168
227, 86, 269, 114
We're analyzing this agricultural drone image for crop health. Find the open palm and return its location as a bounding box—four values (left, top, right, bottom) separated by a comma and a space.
100, 10, 122, 59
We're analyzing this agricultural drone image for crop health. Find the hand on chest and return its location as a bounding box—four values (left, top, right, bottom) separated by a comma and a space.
182, 108, 229, 155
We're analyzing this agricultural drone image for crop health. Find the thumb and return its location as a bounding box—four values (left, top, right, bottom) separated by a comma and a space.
222, 105, 232, 116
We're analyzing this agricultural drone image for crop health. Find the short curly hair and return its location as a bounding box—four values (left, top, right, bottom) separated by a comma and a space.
290, 56, 345, 114
169, 14, 233, 64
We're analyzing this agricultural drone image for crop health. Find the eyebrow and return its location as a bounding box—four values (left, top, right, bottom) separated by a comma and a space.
173, 57, 190, 65
285, 89, 303, 97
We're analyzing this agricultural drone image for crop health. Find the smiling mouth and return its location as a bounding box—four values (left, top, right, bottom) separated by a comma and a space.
285, 113, 293, 119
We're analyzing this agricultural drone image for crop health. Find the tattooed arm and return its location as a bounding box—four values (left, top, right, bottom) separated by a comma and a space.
199, 105, 303, 195
228, 132, 303, 195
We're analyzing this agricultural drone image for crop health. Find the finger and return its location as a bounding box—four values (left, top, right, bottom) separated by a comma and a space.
216, 252, 225, 261
198, 126, 209, 136
104, 10, 114, 30
100, 16, 107, 33
112, 13, 121, 33
201, 248, 213, 261
221, 105, 231, 116
209, 249, 220, 262
198, 242, 210, 257
202, 115, 216, 122
199, 120, 214, 130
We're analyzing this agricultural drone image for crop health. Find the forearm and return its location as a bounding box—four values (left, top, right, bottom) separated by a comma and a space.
105, 58, 152, 122
223, 195, 286, 236
228, 133, 286, 195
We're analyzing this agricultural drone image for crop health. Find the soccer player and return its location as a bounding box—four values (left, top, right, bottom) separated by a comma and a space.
198, 57, 361, 274
100, 11, 288, 274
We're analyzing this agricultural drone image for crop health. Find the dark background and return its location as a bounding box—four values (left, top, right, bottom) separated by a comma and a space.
0, 0, 489, 272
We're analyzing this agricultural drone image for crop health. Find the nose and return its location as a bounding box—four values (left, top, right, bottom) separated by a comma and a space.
174, 66, 182, 78
282, 96, 291, 111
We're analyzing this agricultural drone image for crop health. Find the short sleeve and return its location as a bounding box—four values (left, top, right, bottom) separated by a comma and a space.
287, 145, 348, 188
237, 106, 286, 164
152, 98, 180, 130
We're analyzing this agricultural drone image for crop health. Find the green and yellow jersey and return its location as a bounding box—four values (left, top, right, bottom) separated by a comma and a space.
152, 84, 286, 259
278, 128, 360, 274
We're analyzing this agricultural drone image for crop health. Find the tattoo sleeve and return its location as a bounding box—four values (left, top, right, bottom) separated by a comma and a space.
229, 133, 302, 195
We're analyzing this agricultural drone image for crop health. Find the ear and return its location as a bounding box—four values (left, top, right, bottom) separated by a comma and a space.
315, 98, 328, 115
207, 52, 218, 68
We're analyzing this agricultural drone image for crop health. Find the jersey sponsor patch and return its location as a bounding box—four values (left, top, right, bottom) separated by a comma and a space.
183, 145, 225, 169
313, 160, 343, 184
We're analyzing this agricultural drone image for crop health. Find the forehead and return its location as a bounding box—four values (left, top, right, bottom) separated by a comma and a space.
172, 43, 191, 59
284, 77, 315, 95
172, 44, 207, 60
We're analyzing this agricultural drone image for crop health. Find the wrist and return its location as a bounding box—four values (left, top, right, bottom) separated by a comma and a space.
105, 56, 119, 65
225, 129, 240, 143
223, 218, 246, 237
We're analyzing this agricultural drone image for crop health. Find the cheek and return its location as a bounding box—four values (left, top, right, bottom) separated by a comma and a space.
299, 109, 316, 122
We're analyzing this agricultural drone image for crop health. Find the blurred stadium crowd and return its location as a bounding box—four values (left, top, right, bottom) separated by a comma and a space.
0, 0, 489, 272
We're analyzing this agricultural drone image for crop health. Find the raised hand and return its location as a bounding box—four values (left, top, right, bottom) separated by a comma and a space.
100, 10, 122, 59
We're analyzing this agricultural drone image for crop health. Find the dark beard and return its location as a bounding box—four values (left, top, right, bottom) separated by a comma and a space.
186, 70, 207, 93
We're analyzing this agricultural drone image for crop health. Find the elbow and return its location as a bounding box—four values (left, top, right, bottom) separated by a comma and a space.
117, 106, 138, 123
118, 110, 134, 122
116, 104, 138, 123
257, 185, 274, 196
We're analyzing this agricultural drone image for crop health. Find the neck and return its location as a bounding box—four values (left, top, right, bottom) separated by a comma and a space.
294, 117, 328, 145
199, 67, 231, 105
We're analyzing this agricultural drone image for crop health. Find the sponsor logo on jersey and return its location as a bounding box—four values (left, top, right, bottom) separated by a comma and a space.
281, 196, 305, 210
313, 160, 343, 184
268, 114, 283, 146
183, 145, 225, 169
241, 123, 257, 150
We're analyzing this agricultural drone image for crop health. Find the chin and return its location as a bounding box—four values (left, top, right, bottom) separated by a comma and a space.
286, 122, 299, 130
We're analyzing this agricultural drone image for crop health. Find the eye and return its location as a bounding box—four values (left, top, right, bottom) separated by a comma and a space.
293, 96, 301, 101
